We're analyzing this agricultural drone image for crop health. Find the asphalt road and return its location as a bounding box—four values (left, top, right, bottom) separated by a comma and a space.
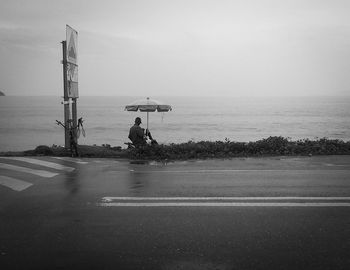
1, 155, 350, 270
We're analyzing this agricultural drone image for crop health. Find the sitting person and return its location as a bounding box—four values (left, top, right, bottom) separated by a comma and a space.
128, 117, 147, 146
128, 117, 158, 147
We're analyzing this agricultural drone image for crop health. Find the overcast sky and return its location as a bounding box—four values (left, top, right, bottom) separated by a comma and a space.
1, 0, 349, 96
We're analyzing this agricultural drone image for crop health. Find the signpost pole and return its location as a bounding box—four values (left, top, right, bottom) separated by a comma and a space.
72, 98, 78, 144
62, 40, 70, 149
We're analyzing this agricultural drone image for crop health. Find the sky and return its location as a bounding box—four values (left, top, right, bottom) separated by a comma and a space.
0, 0, 350, 97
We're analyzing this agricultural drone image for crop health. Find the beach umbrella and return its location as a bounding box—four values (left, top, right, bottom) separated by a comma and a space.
125, 97, 172, 130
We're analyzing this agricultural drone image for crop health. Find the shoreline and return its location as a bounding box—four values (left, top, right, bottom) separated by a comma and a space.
1, 136, 350, 161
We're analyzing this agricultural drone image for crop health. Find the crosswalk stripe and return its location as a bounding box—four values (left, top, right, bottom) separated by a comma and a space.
51, 157, 88, 164
2, 157, 75, 172
0, 163, 59, 178
0, 175, 33, 191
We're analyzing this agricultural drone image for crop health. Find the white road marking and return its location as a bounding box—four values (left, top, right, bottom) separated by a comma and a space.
99, 197, 350, 207
101, 196, 350, 202
0, 163, 58, 178
51, 157, 88, 164
98, 202, 350, 207
129, 169, 342, 173
0, 175, 33, 191
3, 157, 75, 172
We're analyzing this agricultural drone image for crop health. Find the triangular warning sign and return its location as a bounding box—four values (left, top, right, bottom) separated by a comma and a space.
68, 32, 77, 62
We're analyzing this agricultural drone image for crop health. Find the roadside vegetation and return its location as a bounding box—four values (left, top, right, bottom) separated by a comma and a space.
126, 136, 350, 160
1, 136, 350, 160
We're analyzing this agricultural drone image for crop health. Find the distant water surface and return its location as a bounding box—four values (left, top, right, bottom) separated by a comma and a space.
0, 96, 349, 151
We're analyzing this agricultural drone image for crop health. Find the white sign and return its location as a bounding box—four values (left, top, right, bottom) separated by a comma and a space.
66, 25, 78, 98
66, 25, 78, 64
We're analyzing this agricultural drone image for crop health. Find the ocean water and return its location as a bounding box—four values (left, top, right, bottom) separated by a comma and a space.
0, 96, 349, 152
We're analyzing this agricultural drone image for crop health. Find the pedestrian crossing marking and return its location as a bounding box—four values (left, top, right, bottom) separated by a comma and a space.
0, 175, 33, 191
0, 157, 86, 192
3, 157, 75, 172
51, 157, 88, 164
0, 163, 59, 178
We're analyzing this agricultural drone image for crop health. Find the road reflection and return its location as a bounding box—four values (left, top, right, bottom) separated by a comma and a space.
63, 165, 81, 194
127, 161, 153, 195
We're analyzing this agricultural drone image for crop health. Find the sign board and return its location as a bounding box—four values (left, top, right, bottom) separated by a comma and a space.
66, 25, 78, 64
66, 25, 79, 98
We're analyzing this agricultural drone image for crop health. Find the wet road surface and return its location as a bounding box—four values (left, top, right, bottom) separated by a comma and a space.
1, 156, 350, 269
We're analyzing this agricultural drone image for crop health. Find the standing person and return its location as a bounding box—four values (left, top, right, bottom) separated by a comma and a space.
128, 117, 146, 146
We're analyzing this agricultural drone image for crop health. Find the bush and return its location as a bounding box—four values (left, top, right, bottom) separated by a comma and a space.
125, 136, 350, 160
28, 145, 53, 156
2, 136, 350, 160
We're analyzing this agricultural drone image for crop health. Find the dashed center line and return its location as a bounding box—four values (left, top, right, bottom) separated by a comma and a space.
101, 196, 350, 202
98, 197, 350, 207
98, 202, 350, 207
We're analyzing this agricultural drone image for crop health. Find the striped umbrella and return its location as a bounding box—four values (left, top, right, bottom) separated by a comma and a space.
125, 97, 172, 130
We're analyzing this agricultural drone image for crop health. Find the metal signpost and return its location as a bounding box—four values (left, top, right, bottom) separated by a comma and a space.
61, 25, 79, 149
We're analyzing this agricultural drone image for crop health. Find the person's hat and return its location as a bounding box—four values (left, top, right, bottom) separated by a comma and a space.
135, 117, 142, 123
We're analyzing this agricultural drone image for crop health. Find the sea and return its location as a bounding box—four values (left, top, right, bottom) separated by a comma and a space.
0, 96, 349, 152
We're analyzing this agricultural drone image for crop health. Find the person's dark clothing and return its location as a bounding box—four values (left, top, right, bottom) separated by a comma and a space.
128, 124, 146, 146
